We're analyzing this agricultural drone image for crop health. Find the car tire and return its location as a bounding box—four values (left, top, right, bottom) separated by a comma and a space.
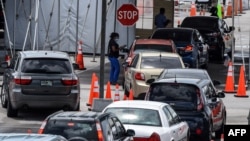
7, 98, 18, 117
0, 83, 8, 108
204, 123, 213, 141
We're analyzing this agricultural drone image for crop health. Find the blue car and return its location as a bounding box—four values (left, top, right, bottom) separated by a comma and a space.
150, 27, 209, 69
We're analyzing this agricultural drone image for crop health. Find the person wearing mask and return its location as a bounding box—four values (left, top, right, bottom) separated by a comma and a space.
154, 8, 170, 28
107, 32, 125, 85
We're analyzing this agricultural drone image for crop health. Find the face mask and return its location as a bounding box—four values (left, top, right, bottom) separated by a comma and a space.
114, 38, 119, 42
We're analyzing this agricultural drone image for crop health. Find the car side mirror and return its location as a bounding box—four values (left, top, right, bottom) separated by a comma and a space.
126, 129, 135, 136
72, 63, 79, 70
0, 62, 8, 68
146, 78, 155, 84
212, 80, 221, 86
217, 92, 225, 98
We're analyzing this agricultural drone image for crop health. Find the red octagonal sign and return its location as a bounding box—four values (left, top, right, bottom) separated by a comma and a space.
117, 4, 139, 26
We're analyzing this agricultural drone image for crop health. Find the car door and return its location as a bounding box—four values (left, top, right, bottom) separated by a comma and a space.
162, 106, 181, 141
205, 83, 223, 129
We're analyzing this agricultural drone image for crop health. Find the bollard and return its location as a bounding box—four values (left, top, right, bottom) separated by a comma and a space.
248, 109, 250, 125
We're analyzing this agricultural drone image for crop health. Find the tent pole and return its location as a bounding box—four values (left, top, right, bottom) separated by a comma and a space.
14, 0, 16, 57
114, 0, 117, 32
57, 0, 60, 50
92, 0, 98, 62
76, 0, 79, 59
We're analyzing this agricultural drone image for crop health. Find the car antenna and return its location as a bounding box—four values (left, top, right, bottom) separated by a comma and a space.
174, 74, 177, 83
159, 52, 162, 62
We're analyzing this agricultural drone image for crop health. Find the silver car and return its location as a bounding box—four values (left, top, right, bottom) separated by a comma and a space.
0, 133, 67, 141
0, 51, 80, 117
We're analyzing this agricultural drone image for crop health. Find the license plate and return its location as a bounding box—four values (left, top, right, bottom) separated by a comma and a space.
151, 75, 158, 79
41, 80, 53, 86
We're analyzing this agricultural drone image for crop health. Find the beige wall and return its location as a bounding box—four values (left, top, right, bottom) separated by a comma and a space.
136, 0, 174, 39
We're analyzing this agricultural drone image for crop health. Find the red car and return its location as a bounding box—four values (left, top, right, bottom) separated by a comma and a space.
124, 39, 177, 64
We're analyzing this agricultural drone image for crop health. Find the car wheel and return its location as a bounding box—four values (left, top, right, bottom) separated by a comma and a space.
204, 123, 213, 141
7, 97, 18, 117
0, 83, 8, 108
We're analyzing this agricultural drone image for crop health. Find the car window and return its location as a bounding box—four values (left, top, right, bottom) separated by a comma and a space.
134, 44, 173, 53
130, 54, 139, 68
112, 117, 126, 139
162, 106, 174, 126
140, 56, 183, 69
220, 20, 229, 33
100, 117, 114, 141
13, 56, 20, 71
105, 108, 162, 127
167, 105, 180, 123
43, 120, 98, 140
21, 58, 72, 74
163, 72, 208, 79
148, 83, 198, 110
182, 18, 218, 30
151, 30, 192, 43
108, 117, 119, 139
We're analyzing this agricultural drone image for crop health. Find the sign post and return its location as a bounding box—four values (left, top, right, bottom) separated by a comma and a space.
117, 4, 139, 26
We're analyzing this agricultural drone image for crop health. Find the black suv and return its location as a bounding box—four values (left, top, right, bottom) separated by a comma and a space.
180, 16, 234, 61
150, 28, 209, 69
39, 111, 135, 141
145, 78, 226, 141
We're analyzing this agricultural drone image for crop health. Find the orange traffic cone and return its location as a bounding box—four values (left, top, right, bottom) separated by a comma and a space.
5, 55, 11, 66
105, 81, 112, 99
223, 61, 236, 93
128, 89, 134, 100
234, 65, 248, 97
114, 84, 120, 101
76, 40, 86, 70
93, 75, 99, 98
123, 94, 127, 100
239, 0, 244, 14
87, 73, 97, 106
220, 134, 224, 141
190, 3, 196, 16
225, 2, 232, 18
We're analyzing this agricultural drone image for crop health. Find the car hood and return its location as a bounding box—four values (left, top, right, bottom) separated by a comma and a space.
124, 124, 164, 138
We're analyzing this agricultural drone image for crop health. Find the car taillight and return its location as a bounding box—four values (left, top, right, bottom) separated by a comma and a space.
14, 76, 32, 85
61, 77, 78, 86
96, 122, 103, 141
148, 132, 161, 141
196, 128, 202, 135
184, 45, 193, 52
196, 89, 203, 111
134, 72, 145, 81
38, 120, 47, 134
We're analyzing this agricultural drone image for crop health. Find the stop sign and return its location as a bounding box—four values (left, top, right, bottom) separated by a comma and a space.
117, 4, 139, 26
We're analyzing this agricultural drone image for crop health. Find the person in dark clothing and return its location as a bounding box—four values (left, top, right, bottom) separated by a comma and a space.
154, 8, 170, 28
210, 6, 218, 17
107, 32, 125, 85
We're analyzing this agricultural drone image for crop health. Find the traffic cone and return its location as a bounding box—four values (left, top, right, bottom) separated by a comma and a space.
225, 2, 232, 18
128, 89, 134, 100
123, 94, 127, 100
76, 40, 86, 70
223, 61, 236, 93
93, 75, 99, 98
5, 55, 11, 66
114, 84, 120, 101
234, 65, 248, 97
105, 81, 112, 99
239, 0, 244, 14
190, 3, 196, 16
87, 73, 97, 106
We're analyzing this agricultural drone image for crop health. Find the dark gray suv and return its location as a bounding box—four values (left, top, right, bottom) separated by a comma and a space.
0, 51, 80, 117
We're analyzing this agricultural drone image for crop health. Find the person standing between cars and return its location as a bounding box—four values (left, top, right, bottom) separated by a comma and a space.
108, 32, 125, 85
154, 8, 170, 28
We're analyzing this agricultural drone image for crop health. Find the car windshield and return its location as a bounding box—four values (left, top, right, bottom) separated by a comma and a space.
162, 72, 208, 79
140, 56, 182, 69
151, 30, 192, 43
105, 108, 162, 127
134, 44, 173, 53
43, 120, 98, 140
21, 58, 72, 74
148, 83, 198, 111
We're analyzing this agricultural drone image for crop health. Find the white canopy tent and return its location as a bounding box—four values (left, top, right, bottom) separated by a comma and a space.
4, 0, 136, 55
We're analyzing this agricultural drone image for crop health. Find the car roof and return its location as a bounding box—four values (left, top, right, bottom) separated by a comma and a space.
19, 51, 70, 59
135, 39, 173, 45
161, 68, 209, 79
48, 111, 109, 121
0, 133, 67, 141
154, 78, 210, 87
138, 52, 180, 57
105, 100, 168, 110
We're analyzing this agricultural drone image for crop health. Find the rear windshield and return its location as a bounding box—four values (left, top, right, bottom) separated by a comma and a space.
148, 83, 198, 110
181, 18, 218, 30
21, 58, 72, 74
134, 44, 173, 53
141, 56, 183, 69
151, 30, 191, 43
105, 108, 162, 127
162, 73, 208, 80
43, 120, 98, 140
